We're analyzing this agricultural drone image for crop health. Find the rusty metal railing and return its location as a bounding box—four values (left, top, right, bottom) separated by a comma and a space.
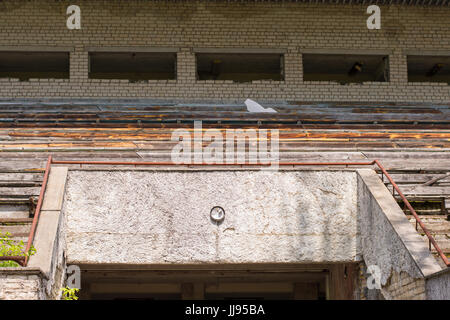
23, 156, 52, 266
1, 156, 52, 267
373, 159, 449, 267
2, 157, 448, 267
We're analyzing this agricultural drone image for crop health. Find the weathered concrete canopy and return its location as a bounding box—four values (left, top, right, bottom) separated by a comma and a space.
63, 170, 359, 264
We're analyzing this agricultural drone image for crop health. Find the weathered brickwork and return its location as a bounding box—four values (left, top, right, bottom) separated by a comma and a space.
383, 270, 427, 300
0, 0, 448, 102
357, 262, 427, 300
0, 271, 44, 300
0, 264, 65, 300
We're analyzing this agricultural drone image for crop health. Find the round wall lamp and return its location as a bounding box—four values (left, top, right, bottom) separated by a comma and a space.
210, 206, 225, 224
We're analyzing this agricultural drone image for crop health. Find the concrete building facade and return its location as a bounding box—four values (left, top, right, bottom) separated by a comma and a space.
0, 0, 449, 300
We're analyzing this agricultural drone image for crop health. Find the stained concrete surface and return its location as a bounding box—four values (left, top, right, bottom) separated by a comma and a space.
62, 170, 358, 264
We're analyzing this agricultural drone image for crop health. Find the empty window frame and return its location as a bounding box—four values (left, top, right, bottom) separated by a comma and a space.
196, 53, 284, 82
88, 52, 177, 81
0, 51, 69, 81
407, 55, 450, 83
302, 53, 389, 83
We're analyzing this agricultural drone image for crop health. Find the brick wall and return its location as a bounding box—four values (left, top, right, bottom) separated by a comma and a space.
357, 262, 427, 300
0, 270, 44, 300
0, 0, 448, 103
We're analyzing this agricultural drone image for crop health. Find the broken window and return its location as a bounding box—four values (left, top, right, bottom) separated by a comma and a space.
88, 52, 177, 81
0, 51, 69, 81
196, 53, 284, 82
302, 53, 389, 83
407, 55, 450, 83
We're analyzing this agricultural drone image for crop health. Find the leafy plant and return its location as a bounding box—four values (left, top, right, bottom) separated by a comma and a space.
0, 232, 36, 267
61, 287, 80, 300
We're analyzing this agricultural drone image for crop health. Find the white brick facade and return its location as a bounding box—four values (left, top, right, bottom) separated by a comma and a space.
0, 0, 448, 102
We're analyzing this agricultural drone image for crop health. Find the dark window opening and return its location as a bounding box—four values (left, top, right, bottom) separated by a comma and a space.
196, 53, 284, 82
303, 53, 389, 83
0, 51, 69, 81
89, 52, 177, 81
407, 55, 450, 83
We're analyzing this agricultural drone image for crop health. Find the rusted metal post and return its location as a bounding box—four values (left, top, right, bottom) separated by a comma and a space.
23, 155, 52, 266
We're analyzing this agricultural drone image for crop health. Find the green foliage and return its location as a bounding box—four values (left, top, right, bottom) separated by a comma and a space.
0, 231, 36, 267
61, 287, 80, 300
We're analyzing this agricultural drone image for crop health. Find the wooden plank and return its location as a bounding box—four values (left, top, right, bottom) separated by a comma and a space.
1, 129, 449, 142
385, 173, 450, 184
329, 264, 356, 300
0, 181, 42, 187
0, 187, 41, 196
406, 216, 450, 234
0, 103, 446, 115
1, 122, 446, 130
137, 151, 366, 161
0, 151, 141, 161
2, 110, 448, 122
0, 197, 33, 204
0, 107, 448, 122
0, 161, 47, 171
0, 205, 30, 219
0, 224, 31, 237
374, 159, 450, 171
406, 215, 449, 219
0, 173, 43, 181
364, 152, 450, 160
0, 237, 28, 244
396, 185, 450, 197
3, 127, 449, 140
0, 218, 33, 224
423, 173, 450, 186
402, 208, 443, 215
428, 237, 450, 253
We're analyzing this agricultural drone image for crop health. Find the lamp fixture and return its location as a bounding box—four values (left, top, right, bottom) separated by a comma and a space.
210, 206, 225, 224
